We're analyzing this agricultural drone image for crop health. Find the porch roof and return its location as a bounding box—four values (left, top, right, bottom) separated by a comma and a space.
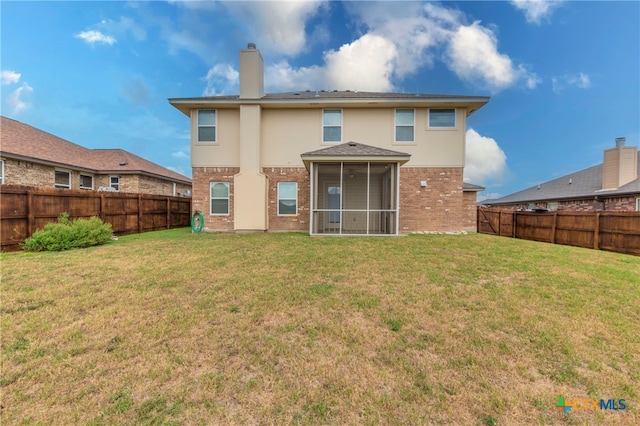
301, 141, 410, 170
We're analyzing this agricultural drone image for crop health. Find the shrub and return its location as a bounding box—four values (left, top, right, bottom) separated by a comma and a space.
22, 213, 113, 252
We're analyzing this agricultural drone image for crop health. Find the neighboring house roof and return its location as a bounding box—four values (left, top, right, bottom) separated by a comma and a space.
489, 152, 640, 205
0, 116, 191, 184
169, 90, 489, 116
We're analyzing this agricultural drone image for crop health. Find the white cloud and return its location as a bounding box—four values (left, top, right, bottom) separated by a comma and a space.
445, 22, 540, 93
172, 150, 189, 159
511, 0, 563, 25
464, 128, 508, 185
266, 61, 325, 92
75, 30, 116, 46
222, 0, 326, 56
7, 82, 34, 114
552, 72, 591, 93
99, 16, 147, 41
202, 63, 239, 96
324, 34, 398, 91
1, 70, 21, 85
166, 165, 188, 177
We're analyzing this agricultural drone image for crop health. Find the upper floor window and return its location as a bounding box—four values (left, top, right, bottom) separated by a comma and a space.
395, 109, 414, 142
277, 182, 298, 215
80, 174, 93, 190
429, 108, 456, 128
110, 176, 120, 191
211, 182, 230, 215
55, 170, 70, 189
323, 109, 342, 143
198, 110, 217, 142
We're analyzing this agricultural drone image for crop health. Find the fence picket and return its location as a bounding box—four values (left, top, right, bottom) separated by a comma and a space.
477, 207, 639, 256
0, 185, 191, 251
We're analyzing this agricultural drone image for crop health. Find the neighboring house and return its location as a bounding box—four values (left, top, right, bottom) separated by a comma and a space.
0, 116, 192, 196
169, 44, 488, 235
483, 138, 639, 211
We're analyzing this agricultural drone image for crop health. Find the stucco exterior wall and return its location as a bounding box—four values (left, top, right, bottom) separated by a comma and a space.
191, 107, 467, 169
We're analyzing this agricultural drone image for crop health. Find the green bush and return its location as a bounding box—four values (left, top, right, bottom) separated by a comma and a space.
22, 213, 113, 252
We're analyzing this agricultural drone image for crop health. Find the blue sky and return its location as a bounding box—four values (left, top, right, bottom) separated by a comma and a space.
2, 1, 638, 200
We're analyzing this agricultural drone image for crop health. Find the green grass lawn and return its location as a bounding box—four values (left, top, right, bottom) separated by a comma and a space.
2, 229, 639, 425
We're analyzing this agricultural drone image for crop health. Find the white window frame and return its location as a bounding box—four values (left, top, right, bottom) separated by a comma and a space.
322, 109, 342, 143
547, 202, 559, 211
110, 176, 120, 191
428, 108, 456, 129
636, 197, 640, 211
55, 169, 71, 189
394, 108, 415, 143
0, 159, 4, 184
197, 109, 217, 143
79, 174, 94, 190
277, 182, 298, 216
210, 182, 230, 215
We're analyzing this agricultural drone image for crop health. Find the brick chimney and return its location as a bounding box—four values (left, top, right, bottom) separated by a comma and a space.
602, 137, 638, 189
239, 43, 264, 99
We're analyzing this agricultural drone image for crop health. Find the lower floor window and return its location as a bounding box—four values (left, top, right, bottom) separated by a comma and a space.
636, 198, 640, 211
278, 182, 298, 215
211, 182, 229, 215
110, 176, 120, 191
80, 174, 93, 190
55, 170, 70, 188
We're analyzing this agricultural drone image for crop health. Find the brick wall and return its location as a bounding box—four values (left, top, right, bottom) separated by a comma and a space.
399, 167, 465, 232
492, 196, 639, 212
463, 191, 479, 231
192, 167, 239, 231
263, 167, 310, 232
2, 158, 191, 197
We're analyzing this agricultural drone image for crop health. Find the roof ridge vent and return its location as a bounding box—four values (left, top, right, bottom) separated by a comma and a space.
348, 142, 357, 147
615, 137, 626, 147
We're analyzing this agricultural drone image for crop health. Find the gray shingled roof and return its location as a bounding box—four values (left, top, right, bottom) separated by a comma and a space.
463, 182, 485, 192
173, 90, 489, 102
302, 141, 410, 157
489, 152, 640, 205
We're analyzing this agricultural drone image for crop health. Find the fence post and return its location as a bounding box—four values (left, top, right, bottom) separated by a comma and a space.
594, 212, 600, 250
551, 212, 558, 244
27, 189, 35, 237
166, 197, 171, 229
138, 194, 143, 233
498, 211, 502, 236
512, 211, 516, 238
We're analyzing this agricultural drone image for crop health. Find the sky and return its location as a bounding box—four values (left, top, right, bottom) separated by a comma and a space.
1, 0, 639, 200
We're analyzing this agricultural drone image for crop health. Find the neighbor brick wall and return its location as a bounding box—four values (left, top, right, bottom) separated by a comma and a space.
399, 167, 464, 232
192, 167, 239, 231
263, 167, 310, 232
493, 196, 639, 212
2, 159, 191, 197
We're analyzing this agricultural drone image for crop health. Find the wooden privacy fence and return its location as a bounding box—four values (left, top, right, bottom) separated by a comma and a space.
1, 185, 192, 251
477, 207, 640, 256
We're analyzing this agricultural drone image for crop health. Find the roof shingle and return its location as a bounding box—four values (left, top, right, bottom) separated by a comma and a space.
0, 116, 191, 184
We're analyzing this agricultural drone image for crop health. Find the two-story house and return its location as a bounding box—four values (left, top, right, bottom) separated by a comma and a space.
169, 44, 488, 235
